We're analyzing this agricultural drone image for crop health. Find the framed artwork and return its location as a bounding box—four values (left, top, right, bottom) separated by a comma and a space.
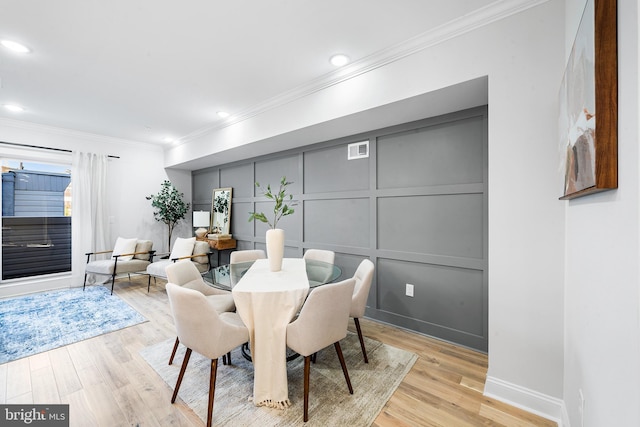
559, 0, 617, 200
211, 187, 232, 235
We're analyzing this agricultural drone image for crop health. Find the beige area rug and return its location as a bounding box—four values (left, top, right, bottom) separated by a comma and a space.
140, 332, 417, 426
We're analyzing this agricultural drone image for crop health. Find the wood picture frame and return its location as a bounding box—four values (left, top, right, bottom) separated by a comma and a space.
211, 187, 232, 235
560, 0, 617, 200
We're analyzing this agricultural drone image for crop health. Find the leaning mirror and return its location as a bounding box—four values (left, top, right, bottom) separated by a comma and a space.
211, 187, 232, 236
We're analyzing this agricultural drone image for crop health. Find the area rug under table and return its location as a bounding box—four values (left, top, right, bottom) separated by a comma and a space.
141, 332, 417, 426
0, 286, 147, 364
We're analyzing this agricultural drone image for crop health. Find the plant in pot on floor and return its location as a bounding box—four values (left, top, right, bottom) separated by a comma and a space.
248, 176, 296, 271
146, 180, 190, 253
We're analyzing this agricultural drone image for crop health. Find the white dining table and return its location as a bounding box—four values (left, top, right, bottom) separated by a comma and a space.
231, 257, 309, 408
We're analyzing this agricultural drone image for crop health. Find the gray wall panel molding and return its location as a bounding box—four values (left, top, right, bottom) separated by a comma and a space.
192, 105, 488, 351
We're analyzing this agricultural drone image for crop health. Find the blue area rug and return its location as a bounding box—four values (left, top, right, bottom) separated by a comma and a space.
0, 286, 146, 364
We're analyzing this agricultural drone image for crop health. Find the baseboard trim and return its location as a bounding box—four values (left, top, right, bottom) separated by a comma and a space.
0, 275, 72, 298
484, 376, 566, 426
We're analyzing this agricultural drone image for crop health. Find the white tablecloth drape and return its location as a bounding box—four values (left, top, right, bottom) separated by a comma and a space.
232, 258, 309, 408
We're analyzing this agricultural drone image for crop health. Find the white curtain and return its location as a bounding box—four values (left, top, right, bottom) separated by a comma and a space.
71, 152, 109, 287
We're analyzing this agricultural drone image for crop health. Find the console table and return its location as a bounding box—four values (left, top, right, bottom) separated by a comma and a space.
196, 237, 236, 267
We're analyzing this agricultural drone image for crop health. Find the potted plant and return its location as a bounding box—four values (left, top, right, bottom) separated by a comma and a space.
248, 176, 296, 271
146, 180, 190, 252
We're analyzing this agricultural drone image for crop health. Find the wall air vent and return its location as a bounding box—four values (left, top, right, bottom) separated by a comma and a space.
348, 141, 369, 160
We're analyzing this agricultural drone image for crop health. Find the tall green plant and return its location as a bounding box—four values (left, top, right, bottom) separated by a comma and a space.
146, 180, 190, 250
248, 176, 296, 229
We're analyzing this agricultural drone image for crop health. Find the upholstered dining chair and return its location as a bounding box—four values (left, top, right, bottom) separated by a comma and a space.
229, 249, 266, 264
349, 259, 375, 363
165, 261, 236, 365
302, 249, 335, 264
286, 278, 356, 422
165, 283, 249, 427
229, 249, 266, 286
303, 249, 336, 286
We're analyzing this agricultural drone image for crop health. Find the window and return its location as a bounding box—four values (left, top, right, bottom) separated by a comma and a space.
1, 159, 72, 280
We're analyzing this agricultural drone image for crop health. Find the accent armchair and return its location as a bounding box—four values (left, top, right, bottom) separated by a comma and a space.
146, 238, 211, 290
83, 237, 154, 295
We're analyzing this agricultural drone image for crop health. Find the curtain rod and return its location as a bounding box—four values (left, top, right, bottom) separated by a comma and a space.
0, 141, 120, 158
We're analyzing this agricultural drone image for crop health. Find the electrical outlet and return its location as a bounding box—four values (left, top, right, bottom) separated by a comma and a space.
405, 283, 414, 297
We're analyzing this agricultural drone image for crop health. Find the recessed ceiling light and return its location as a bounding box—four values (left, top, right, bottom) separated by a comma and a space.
3, 104, 25, 113
1, 40, 31, 53
330, 54, 350, 67
217, 111, 230, 118
163, 137, 174, 143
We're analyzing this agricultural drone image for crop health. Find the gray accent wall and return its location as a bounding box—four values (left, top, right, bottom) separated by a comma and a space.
192, 106, 488, 351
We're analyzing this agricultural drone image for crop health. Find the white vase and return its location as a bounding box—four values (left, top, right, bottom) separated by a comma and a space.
266, 228, 284, 272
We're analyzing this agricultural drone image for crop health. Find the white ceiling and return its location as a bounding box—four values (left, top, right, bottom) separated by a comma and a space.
0, 0, 497, 147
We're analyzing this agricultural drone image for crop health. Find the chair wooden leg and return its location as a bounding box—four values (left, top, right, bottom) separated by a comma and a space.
83, 273, 88, 291
207, 359, 218, 427
303, 355, 311, 422
168, 337, 180, 365
110, 274, 116, 295
148, 275, 151, 292
171, 348, 192, 403
354, 317, 368, 363
334, 342, 353, 394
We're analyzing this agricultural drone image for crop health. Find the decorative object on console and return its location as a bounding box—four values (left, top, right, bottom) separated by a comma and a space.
207, 233, 232, 240
248, 176, 296, 272
193, 211, 210, 238
146, 180, 190, 251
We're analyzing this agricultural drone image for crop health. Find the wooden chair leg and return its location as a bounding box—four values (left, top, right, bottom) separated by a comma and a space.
354, 317, 368, 363
171, 348, 192, 403
147, 275, 151, 292
334, 342, 353, 394
83, 273, 88, 291
303, 355, 311, 422
207, 359, 218, 427
168, 337, 180, 365
110, 274, 116, 295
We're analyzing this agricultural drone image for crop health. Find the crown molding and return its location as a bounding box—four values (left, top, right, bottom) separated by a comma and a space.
0, 118, 160, 150
178, 0, 550, 145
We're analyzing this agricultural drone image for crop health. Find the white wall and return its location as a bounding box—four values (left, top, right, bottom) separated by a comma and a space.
166, 0, 568, 421
563, 1, 640, 426
0, 118, 188, 295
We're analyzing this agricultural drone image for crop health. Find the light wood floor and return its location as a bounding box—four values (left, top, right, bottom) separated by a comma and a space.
0, 277, 556, 426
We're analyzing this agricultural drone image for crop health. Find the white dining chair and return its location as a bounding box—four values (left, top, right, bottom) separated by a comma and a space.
350, 259, 375, 363
229, 250, 266, 286
302, 249, 335, 264
166, 283, 249, 427
286, 278, 356, 422
165, 261, 236, 365
230, 249, 266, 264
